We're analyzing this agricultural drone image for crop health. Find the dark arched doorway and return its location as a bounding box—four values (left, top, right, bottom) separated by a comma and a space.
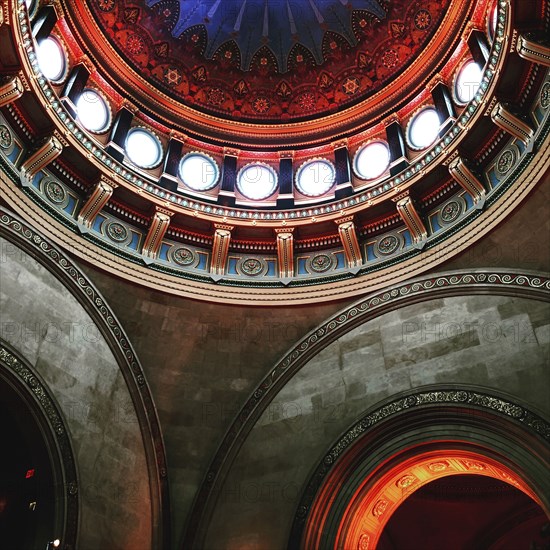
380, 474, 549, 550
0, 375, 57, 548
0, 343, 78, 550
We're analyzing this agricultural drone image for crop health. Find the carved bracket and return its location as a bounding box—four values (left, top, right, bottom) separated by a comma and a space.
335, 216, 362, 270
77, 176, 117, 233
396, 197, 428, 249
490, 102, 534, 152
20, 135, 64, 186
142, 207, 173, 264
275, 228, 294, 282
211, 223, 233, 278
448, 157, 486, 210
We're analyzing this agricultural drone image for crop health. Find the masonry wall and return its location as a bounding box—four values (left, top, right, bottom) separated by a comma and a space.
0, 237, 153, 550
204, 294, 550, 549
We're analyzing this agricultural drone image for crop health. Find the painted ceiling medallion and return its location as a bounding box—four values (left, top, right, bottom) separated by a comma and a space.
89, 0, 450, 121
147, 0, 387, 72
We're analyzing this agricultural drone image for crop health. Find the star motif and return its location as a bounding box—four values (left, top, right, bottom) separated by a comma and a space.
342, 77, 360, 95
164, 67, 182, 86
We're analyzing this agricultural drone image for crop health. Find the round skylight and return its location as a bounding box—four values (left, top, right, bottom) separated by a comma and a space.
408, 108, 441, 150
236, 163, 278, 200
76, 89, 110, 133
36, 37, 66, 82
125, 128, 163, 169
455, 60, 483, 104
178, 153, 220, 191
295, 159, 336, 197
354, 142, 390, 180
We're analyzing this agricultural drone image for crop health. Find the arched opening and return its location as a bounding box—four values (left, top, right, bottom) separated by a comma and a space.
295, 389, 550, 550
380, 474, 549, 550
0, 375, 58, 548
340, 450, 549, 549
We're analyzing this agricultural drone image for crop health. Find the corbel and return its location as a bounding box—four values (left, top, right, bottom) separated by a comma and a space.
20, 131, 66, 185
275, 227, 294, 282
0, 75, 25, 107
490, 102, 534, 152
210, 223, 233, 279
335, 215, 362, 272
77, 175, 118, 233
516, 34, 550, 67
142, 206, 173, 264
394, 196, 427, 249
448, 156, 486, 210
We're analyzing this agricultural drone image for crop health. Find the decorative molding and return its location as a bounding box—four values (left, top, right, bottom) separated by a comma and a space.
292, 388, 550, 548
0, 208, 171, 549
184, 269, 550, 548
0, 342, 79, 549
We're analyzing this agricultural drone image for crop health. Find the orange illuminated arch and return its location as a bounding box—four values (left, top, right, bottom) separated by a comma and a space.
295, 390, 550, 550
337, 449, 546, 550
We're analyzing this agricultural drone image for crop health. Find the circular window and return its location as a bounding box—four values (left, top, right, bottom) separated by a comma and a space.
76, 89, 111, 133
237, 163, 278, 200
354, 142, 391, 180
454, 61, 483, 104
408, 107, 440, 150
36, 37, 66, 82
125, 128, 163, 169
295, 159, 336, 197
178, 153, 220, 191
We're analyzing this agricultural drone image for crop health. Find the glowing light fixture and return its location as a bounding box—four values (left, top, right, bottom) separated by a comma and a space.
125, 128, 163, 169
36, 37, 66, 82
179, 153, 220, 191
295, 159, 336, 197
354, 142, 390, 180
455, 61, 483, 103
76, 89, 110, 133
237, 163, 278, 200
408, 108, 440, 149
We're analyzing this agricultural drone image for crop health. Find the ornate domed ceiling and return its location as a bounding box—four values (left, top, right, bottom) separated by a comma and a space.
0, 0, 549, 304
89, 0, 448, 122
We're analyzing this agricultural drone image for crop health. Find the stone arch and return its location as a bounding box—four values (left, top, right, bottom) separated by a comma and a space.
0, 208, 170, 548
293, 387, 550, 548
0, 340, 78, 548
192, 284, 550, 549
